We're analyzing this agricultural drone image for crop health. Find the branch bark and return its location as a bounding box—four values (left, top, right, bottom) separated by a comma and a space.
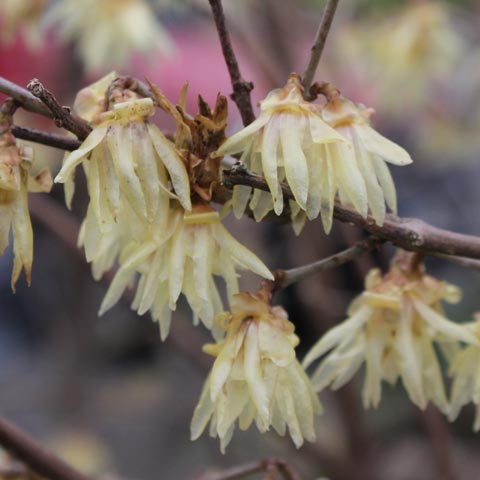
0, 416, 93, 480
302, 0, 340, 98
27, 79, 91, 140
207, 0, 255, 126
12, 125, 81, 151
222, 168, 480, 260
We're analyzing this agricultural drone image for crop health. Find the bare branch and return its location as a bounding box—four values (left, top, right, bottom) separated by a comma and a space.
222, 168, 480, 260
429, 253, 480, 272
0, 76, 52, 117
302, 0, 340, 99
275, 237, 382, 289
207, 0, 255, 126
12, 125, 81, 151
0, 416, 92, 480
27, 79, 91, 140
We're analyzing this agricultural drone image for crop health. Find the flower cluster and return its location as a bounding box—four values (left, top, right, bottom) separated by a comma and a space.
303, 253, 477, 412
191, 290, 322, 452
46, 0, 175, 72
55, 73, 272, 339
0, 124, 52, 290
214, 74, 412, 233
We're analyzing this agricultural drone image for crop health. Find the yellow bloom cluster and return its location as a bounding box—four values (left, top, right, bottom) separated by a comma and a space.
191, 291, 321, 452
303, 254, 477, 412
214, 74, 412, 233
0, 133, 52, 290
55, 73, 272, 339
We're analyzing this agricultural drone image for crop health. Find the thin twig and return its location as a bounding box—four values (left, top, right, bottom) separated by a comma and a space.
0, 76, 52, 117
0, 416, 92, 480
429, 253, 480, 272
222, 168, 480, 260
302, 0, 340, 99
207, 0, 255, 126
275, 237, 382, 289
11, 125, 81, 151
27, 79, 91, 140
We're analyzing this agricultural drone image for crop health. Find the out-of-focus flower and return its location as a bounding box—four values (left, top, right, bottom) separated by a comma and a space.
0, 133, 52, 290
214, 74, 346, 227
303, 252, 477, 412
0, 0, 48, 48
47, 0, 175, 72
321, 92, 412, 225
191, 290, 322, 452
448, 314, 480, 430
99, 205, 273, 339
55, 73, 191, 233
338, 1, 464, 112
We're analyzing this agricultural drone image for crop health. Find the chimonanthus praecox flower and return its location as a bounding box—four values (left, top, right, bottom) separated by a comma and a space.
303, 252, 477, 412
46, 0, 175, 72
191, 290, 322, 452
0, 0, 48, 48
214, 74, 346, 226
55, 72, 191, 231
0, 132, 52, 290
448, 313, 480, 430
321, 92, 412, 226
99, 205, 273, 339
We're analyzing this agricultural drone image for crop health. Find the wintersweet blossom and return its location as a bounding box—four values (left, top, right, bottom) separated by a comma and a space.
321, 93, 412, 225
448, 314, 480, 430
0, 0, 48, 48
99, 205, 273, 339
0, 138, 52, 290
55, 75, 191, 232
191, 290, 322, 452
303, 254, 477, 412
47, 0, 175, 72
214, 74, 347, 227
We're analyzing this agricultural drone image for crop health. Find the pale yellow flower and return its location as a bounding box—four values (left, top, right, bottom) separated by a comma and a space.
448, 314, 480, 430
303, 254, 477, 412
0, 139, 52, 290
99, 205, 273, 339
55, 75, 191, 232
0, 0, 48, 48
191, 291, 322, 452
321, 94, 412, 225
214, 74, 346, 229
47, 0, 175, 72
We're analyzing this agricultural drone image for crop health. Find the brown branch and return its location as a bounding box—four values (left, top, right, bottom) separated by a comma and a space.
429, 253, 480, 272
197, 458, 300, 480
207, 0, 255, 126
0, 76, 52, 118
302, 0, 340, 99
0, 416, 92, 480
274, 237, 382, 289
12, 125, 81, 151
27, 79, 91, 140
222, 168, 480, 260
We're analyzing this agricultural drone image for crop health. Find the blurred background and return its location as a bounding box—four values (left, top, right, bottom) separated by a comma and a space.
1, 0, 480, 479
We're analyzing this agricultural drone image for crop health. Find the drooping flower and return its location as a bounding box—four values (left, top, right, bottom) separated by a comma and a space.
321, 92, 412, 225
214, 74, 347, 228
99, 205, 273, 339
46, 0, 175, 72
55, 73, 191, 233
0, 0, 48, 48
0, 133, 52, 290
448, 314, 480, 430
191, 290, 322, 452
303, 252, 477, 412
